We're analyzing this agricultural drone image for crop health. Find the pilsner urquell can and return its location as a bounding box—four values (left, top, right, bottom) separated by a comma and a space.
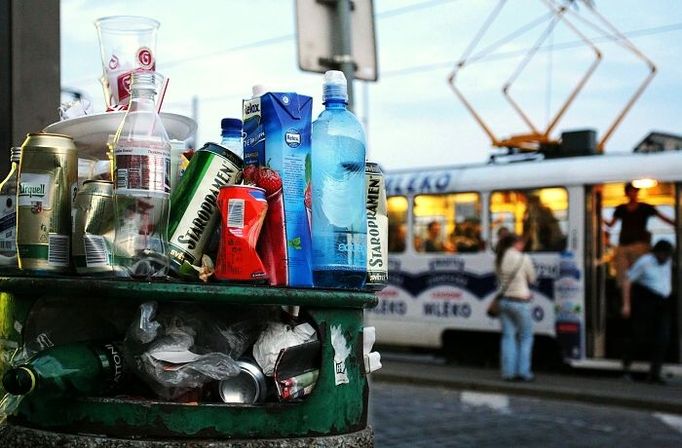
72, 180, 115, 274
17, 133, 78, 273
167, 142, 243, 272
365, 162, 388, 290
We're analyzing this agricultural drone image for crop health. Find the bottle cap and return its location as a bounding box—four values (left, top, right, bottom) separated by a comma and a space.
221, 118, 243, 137
322, 70, 348, 103
251, 84, 267, 97
2, 366, 36, 395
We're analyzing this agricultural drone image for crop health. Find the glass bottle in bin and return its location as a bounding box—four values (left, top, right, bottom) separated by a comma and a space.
2, 342, 126, 398
112, 70, 171, 279
0, 147, 20, 268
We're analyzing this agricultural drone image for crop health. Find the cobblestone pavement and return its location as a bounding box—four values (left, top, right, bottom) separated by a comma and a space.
369, 381, 682, 447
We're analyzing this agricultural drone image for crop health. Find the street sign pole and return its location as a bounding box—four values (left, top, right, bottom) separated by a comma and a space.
335, 0, 355, 111
295, 0, 377, 112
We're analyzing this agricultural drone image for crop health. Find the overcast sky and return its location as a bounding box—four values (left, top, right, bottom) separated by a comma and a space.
60, 0, 682, 170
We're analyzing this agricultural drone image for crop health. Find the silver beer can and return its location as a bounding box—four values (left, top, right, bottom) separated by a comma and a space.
365, 162, 388, 290
17, 133, 78, 273
72, 180, 115, 274
218, 360, 267, 404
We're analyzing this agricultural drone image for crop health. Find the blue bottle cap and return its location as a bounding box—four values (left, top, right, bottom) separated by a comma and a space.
221, 118, 243, 133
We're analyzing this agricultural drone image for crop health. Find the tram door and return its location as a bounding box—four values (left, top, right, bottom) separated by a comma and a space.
585, 185, 607, 358
589, 181, 680, 363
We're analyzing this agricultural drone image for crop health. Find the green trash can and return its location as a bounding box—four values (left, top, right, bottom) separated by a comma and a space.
0, 276, 377, 447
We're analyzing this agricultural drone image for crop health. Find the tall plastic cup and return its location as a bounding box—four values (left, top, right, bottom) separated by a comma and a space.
95, 16, 160, 110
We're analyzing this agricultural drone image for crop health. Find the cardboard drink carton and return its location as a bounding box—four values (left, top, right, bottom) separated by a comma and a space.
242, 92, 313, 287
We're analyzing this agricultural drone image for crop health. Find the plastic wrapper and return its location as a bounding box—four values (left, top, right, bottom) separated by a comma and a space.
124, 302, 267, 400
252, 322, 317, 377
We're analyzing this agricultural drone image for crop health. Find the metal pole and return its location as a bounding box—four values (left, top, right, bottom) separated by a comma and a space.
336, 0, 355, 111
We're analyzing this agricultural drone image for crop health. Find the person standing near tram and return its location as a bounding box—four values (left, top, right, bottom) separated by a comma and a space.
604, 182, 675, 294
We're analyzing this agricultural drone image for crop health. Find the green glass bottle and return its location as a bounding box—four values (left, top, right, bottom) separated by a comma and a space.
2, 342, 126, 397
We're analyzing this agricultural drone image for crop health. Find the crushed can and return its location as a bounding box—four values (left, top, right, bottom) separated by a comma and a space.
72, 180, 115, 274
17, 133, 77, 273
215, 185, 268, 283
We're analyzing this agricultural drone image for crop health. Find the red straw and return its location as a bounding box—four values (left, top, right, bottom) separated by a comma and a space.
156, 76, 169, 113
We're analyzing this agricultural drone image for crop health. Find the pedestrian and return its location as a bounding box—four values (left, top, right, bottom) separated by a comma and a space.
495, 233, 537, 381
604, 182, 674, 295
621, 239, 674, 384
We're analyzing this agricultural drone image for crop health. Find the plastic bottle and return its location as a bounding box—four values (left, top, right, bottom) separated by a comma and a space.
251, 84, 267, 98
112, 70, 171, 279
0, 147, 20, 268
311, 70, 367, 288
220, 118, 244, 160
1, 342, 126, 397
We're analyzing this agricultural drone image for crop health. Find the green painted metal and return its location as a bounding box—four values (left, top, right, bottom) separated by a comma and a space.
0, 276, 377, 309
0, 276, 375, 439
0, 292, 34, 396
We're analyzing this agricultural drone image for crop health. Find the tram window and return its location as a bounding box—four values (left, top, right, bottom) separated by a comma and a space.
387, 196, 408, 253
490, 188, 568, 252
601, 182, 676, 247
412, 192, 482, 253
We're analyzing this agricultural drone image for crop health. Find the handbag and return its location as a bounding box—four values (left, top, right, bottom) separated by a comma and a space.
487, 257, 525, 318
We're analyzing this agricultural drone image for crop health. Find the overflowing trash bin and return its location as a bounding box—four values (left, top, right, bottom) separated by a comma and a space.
0, 276, 378, 446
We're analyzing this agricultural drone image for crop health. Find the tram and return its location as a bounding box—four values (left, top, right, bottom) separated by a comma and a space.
368, 150, 682, 372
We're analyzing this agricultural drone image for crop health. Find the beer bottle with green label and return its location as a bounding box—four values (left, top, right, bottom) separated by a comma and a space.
2, 342, 126, 397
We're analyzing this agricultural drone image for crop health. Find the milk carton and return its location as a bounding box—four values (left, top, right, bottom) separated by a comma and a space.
242, 92, 313, 287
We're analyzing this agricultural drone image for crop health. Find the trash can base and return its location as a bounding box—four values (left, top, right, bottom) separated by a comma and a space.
1, 424, 374, 447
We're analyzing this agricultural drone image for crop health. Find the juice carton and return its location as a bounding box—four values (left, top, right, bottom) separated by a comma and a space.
242, 92, 313, 287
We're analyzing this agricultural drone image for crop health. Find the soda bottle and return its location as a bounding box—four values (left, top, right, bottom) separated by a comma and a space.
220, 118, 244, 160
112, 70, 171, 279
311, 70, 367, 288
2, 342, 126, 397
0, 147, 21, 268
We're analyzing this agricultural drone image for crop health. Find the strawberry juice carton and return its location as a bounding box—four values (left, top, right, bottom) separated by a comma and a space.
242, 92, 313, 287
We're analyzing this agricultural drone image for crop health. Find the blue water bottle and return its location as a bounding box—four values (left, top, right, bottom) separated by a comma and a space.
220, 118, 243, 160
311, 70, 367, 288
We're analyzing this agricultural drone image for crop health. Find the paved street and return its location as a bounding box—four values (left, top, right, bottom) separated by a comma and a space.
369, 381, 682, 447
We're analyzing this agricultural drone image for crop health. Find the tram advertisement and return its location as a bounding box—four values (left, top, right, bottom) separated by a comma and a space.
369, 253, 568, 340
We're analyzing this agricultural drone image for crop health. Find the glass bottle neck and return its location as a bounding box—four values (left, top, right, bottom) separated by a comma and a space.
128, 89, 157, 111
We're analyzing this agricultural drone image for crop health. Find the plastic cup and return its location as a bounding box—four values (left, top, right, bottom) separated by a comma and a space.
95, 16, 160, 109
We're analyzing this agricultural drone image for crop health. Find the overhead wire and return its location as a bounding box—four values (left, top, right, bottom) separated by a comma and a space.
382, 21, 682, 78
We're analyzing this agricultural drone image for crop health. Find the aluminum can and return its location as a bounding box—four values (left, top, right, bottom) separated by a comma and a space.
17, 133, 77, 272
72, 180, 115, 274
218, 360, 267, 404
215, 185, 268, 282
365, 162, 388, 289
167, 143, 243, 272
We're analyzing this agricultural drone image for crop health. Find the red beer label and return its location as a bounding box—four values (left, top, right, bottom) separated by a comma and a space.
137, 47, 154, 69
117, 71, 133, 103
108, 54, 120, 70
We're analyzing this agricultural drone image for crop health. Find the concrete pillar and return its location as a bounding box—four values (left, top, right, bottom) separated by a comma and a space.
0, 0, 61, 174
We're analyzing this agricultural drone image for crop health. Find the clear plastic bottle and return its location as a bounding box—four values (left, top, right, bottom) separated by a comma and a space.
311, 70, 367, 288
220, 118, 244, 160
0, 147, 20, 268
112, 70, 171, 279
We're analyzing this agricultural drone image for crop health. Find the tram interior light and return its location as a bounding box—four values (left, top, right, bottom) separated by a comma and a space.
631, 178, 658, 189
